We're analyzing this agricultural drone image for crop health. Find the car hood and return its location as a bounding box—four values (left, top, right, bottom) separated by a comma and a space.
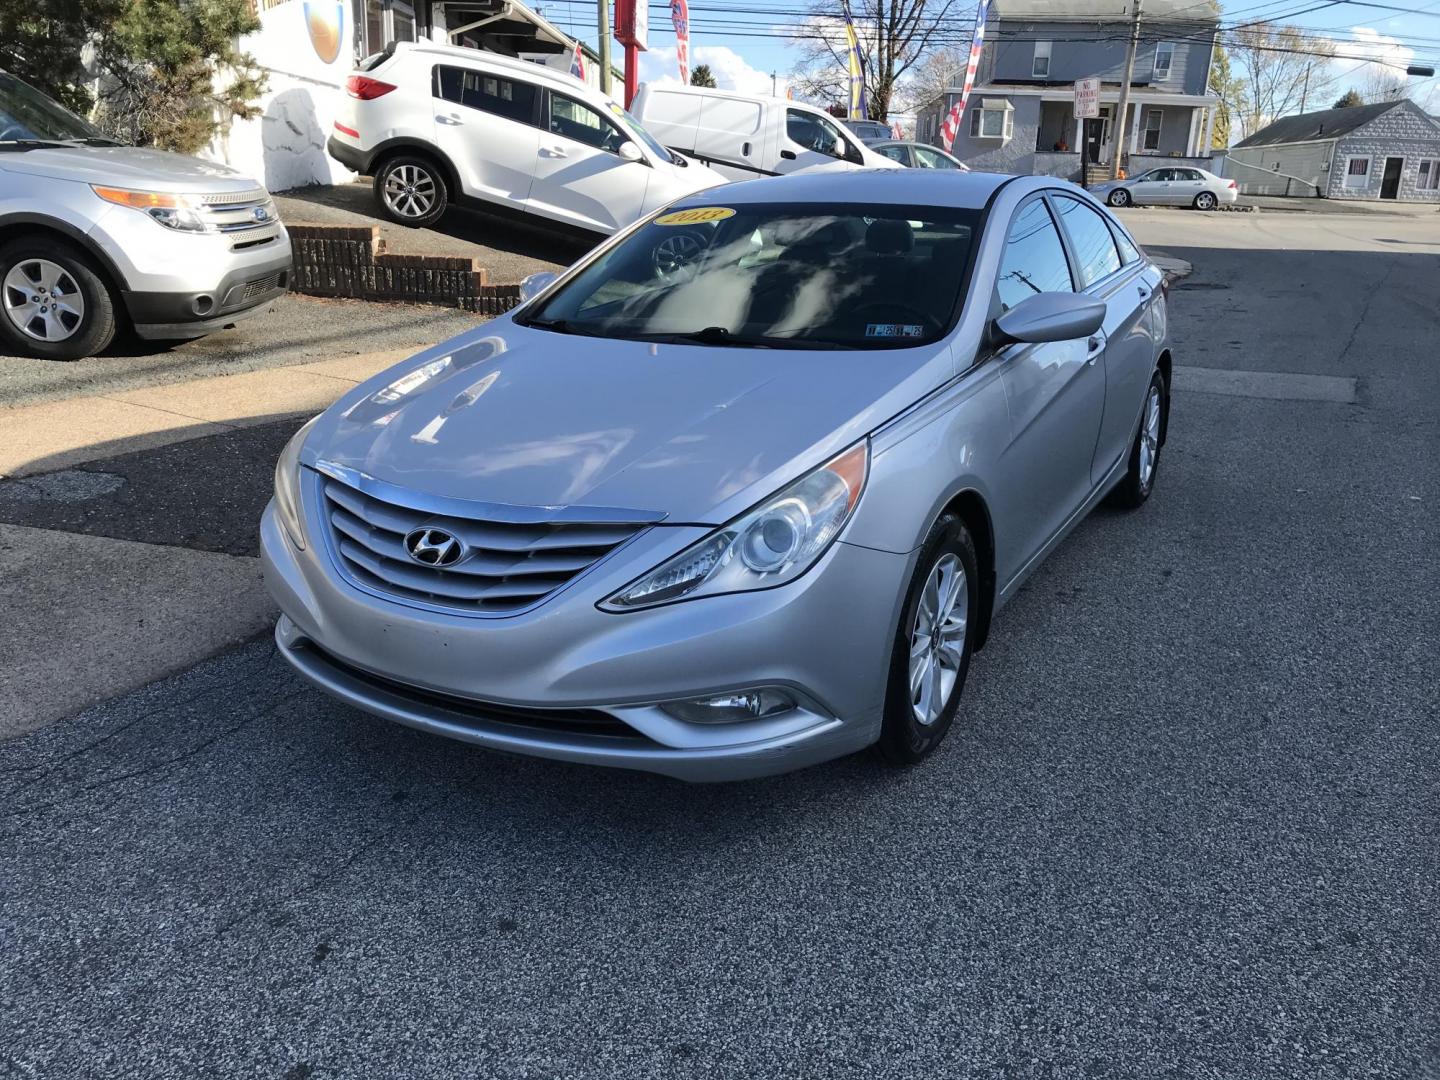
0, 145, 263, 193
304, 320, 949, 524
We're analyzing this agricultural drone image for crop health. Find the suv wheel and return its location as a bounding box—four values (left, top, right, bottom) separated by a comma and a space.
374, 156, 449, 227
0, 239, 118, 361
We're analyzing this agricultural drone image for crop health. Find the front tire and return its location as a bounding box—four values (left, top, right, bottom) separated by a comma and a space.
1193, 191, 1218, 211
1108, 188, 1132, 208
0, 239, 117, 360
373, 155, 449, 227
876, 513, 979, 767
1110, 369, 1167, 509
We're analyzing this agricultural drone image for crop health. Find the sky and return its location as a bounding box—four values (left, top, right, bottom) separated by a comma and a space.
537, 0, 1440, 114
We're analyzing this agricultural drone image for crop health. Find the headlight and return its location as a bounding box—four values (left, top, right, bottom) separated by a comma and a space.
603, 440, 868, 611
92, 185, 206, 232
274, 417, 318, 550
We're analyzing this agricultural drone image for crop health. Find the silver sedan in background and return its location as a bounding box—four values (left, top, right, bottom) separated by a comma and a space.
867, 140, 971, 171
1091, 165, 1238, 210
261, 171, 1172, 781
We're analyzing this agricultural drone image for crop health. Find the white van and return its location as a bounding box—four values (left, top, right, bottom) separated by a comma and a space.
630, 84, 900, 182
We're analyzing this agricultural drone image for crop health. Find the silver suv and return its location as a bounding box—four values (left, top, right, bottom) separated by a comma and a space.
0, 70, 292, 360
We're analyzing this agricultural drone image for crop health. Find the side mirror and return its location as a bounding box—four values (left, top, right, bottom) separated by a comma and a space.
518, 271, 560, 303
832, 137, 848, 158
990, 292, 1106, 347
618, 141, 643, 163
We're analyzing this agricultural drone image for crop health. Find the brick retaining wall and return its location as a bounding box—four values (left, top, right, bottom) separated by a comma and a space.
288, 224, 522, 316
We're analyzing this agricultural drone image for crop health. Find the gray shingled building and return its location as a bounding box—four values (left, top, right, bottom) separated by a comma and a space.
1228, 100, 1440, 202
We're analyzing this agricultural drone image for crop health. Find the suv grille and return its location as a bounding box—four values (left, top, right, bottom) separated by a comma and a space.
197, 189, 280, 235
319, 475, 647, 614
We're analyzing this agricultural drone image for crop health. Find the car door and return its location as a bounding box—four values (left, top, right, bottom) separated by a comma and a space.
778, 108, 858, 174
1172, 168, 1206, 204
530, 90, 649, 232
990, 194, 1109, 572
912, 145, 960, 170
1092, 216, 1161, 477
431, 64, 541, 209
875, 143, 913, 167
1050, 193, 1153, 486
1126, 168, 1170, 205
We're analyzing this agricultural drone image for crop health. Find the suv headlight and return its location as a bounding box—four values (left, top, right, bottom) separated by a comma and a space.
92, 185, 206, 232
274, 417, 318, 550
603, 441, 868, 611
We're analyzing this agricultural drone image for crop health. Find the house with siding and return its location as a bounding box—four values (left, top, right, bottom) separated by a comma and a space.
916, 0, 1221, 181
1227, 100, 1440, 201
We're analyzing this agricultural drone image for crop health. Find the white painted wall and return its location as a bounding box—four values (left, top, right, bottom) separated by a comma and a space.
201, 0, 357, 192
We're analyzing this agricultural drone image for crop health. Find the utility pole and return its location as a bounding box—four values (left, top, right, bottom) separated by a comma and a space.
598, 0, 613, 96
1299, 62, 1311, 112
771, 71, 777, 96
1109, 0, 1142, 181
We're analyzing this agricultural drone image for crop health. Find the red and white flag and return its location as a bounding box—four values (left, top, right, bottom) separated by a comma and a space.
671, 0, 690, 84
569, 39, 587, 82
939, 0, 988, 151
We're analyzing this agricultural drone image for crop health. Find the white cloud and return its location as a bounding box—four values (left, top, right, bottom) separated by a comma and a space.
1329, 26, 1415, 94
638, 44, 783, 97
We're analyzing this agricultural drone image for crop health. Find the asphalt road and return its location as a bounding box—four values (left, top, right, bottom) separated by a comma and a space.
2, 211, 1437, 1079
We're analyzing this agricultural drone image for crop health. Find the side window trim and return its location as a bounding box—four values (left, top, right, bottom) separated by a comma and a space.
1047, 191, 1129, 292
990, 191, 1077, 322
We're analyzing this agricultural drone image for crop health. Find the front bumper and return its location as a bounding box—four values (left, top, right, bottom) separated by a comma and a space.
124, 248, 292, 340
259, 496, 909, 782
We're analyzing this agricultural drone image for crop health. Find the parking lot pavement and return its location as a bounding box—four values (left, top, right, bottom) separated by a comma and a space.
0, 293, 485, 411
2, 213, 1438, 1078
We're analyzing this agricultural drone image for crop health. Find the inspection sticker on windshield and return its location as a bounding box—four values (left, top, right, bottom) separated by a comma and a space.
655, 207, 736, 226
865, 323, 925, 339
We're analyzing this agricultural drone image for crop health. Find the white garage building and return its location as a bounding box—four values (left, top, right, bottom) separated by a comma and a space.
1227, 99, 1440, 202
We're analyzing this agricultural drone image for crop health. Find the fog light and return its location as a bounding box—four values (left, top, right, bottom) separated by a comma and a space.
660, 688, 797, 725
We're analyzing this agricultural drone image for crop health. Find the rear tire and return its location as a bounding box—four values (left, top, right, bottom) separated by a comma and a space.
373, 155, 449, 227
876, 513, 979, 767
1108, 188, 1131, 207
1193, 191, 1218, 211
1109, 369, 1168, 510
0, 239, 117, 361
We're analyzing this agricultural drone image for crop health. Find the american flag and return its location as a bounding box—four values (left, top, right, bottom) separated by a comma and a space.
940, 0, 989, 151
672, 0, 691, 84
569, 40, 587, 81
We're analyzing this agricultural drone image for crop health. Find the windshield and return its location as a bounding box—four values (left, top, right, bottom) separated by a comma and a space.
604, 100, 676, 162
521, 201, 979, 350
0, 72, 106, 143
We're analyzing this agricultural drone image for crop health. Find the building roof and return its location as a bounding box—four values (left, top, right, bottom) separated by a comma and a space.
993, 0, 1218, 21
1233, 101, 1399, 148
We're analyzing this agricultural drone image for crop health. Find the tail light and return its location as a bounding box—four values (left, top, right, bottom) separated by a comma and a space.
346, 75, 396, 100
1228, 180, 1237, 189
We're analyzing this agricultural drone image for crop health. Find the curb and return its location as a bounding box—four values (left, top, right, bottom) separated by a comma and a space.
288, 224, 522, 316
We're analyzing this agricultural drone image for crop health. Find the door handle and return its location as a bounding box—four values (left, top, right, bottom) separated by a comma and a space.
437, 113, 463, 125
541, 146, 568, 159
780, 149, 797, 160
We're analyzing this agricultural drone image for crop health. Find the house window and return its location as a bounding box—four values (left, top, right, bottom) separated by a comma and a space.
354, 0, 415, 57
1153, 42, 1175, 80
1419, 159, 1440, 191
970, 104, 1013, 140
1033, 41, 1052, 79
1142, 109, 1163, 151
1344, 156, 1371, 189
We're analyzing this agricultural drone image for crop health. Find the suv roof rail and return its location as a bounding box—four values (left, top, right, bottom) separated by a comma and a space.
388, 40, 588, 91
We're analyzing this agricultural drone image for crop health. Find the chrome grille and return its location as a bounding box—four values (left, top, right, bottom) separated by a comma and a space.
197, 189, 280, 236
319, 476, 647, 614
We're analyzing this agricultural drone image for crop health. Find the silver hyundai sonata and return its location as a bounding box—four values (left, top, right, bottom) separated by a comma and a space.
261, 170, 1171, 781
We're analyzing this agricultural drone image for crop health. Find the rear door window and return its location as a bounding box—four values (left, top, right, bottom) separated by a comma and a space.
1052, 195, 1123, 288
876, 144, 911, 166
995, 198, 1075, 313
433, 65, 537, 125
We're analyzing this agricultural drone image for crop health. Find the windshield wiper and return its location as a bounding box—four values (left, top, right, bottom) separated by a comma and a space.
519, 316, 609, 338
72, 136, 123, 146
0, 139, 72, 150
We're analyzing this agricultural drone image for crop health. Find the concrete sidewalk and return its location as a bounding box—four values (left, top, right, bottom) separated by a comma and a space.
0, 348, 412, 478
1238, 193, 1440, 216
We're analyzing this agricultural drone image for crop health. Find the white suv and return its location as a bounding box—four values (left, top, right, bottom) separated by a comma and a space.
329, 42, 726, 235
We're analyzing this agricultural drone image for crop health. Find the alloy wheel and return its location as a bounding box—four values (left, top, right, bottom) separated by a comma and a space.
653, 232, 704, 279
908, 553, 968, 727
1109, 190, 1129, 207
383, 165, 437, 218
3, 259, 85, 343
1196, 192, 1217, 210
1139, 385, 1162, 492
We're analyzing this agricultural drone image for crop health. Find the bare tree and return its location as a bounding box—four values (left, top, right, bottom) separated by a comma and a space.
898, 46, 966, 113
1361, 67, 1407, 102
1228, 22, 1336, 135
788, 0, 961, 120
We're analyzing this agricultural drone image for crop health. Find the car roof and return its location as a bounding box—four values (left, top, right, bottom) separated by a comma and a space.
672, 168, 1032, 211
388, 41, 586, 94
